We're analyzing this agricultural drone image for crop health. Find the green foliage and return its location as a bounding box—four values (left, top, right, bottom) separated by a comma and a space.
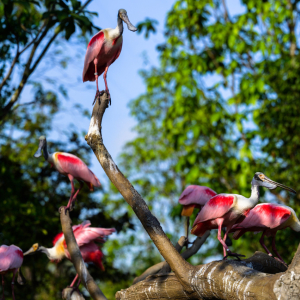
120, 0, 300, 265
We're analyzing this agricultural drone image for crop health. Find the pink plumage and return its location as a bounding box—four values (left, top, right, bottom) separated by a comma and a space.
55, 153, 101, 189
179, 185, 217, 216
230, 203, 299, 264
34, 135, 102, 211
0, 245, 23, 300
50, 221, 115, 287
190, 172, 296, 260
82, 9, 137, 103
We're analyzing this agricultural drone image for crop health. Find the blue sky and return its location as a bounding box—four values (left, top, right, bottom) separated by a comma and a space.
53, 0, 174, 183
20, 0, 244, 184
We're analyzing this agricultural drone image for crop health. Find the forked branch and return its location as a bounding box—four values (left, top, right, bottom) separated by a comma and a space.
85, 93, 194, 290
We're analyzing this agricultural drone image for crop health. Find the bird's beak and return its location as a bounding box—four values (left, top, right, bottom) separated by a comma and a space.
34, 140, 44, 157
263, 176, 296, 194
121, 14, 137, 32
23, 243, 39, 256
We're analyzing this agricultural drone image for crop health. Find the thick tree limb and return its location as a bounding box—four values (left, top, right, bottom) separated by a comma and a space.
116, 252, 287, 300
85, 93, 194, 290
59, 208, 107, 300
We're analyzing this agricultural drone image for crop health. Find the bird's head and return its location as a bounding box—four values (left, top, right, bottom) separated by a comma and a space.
252, 172, 296, 194
23, 243, 40, 256
34, 136, 47, 158
118, 9, 137, 32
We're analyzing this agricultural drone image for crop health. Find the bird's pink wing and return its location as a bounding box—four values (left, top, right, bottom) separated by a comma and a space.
0, 245, 23, 271
110, 42, 123, 65
55, 153, 100, 187
74, 222, 116, 247
82, 31, 105, 82
232, 203, 291, 230
193, 194, 236, 225
179, 185, 217, 206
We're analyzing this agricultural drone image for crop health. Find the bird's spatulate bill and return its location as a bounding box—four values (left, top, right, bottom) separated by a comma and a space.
122, 14, 137, 32
34, 139, 44, 157
264, 176, 296, 194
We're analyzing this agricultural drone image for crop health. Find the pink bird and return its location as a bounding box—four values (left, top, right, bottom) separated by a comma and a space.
191, 172, 296, 259
82, 9, 137, 103
179, 185, 217, 240
0, 245, 23, 300
34, 136, 101, 210
179, 185, 217, 217
24, 220, 116, 289
230, 203, 300, 264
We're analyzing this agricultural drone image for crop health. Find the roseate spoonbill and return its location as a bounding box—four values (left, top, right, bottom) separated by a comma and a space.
230, 203, 300, 264
0, 245, 23, 300
191, 172, 296, 259
24, 221, 115, 289
34, 136, 101, 211
179, 185, 217, 241
82, 9, 137, 103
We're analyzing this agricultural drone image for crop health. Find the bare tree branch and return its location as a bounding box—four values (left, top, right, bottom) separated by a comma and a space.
0, 44, 19, 92
85, 92, 194, 291
60, 207, 108, 300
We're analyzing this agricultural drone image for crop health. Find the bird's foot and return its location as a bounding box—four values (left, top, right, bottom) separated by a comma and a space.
58, 205, 73, 214
223, 250, 245, 261
92, 90, 105, 105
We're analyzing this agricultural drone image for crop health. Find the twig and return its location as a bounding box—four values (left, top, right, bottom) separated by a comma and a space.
0, 44, 19, 92
85, 92, 194, 291
59, 207, 108, 300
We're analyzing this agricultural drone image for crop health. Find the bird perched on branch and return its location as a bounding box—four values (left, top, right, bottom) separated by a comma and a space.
82, 9, 137, 104
0, 245, 23, 300
24, 221, 115, 289
191, 172, 296, 259
179, 185, 217, 241
230, 203, 300, 264
34, 136, 101, 211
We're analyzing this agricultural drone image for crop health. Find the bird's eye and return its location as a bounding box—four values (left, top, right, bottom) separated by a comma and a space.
259, 174, 265, 180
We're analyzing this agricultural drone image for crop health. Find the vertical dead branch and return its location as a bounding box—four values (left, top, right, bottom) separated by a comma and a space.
85, 93, 195, 291
59, 208, 107, 300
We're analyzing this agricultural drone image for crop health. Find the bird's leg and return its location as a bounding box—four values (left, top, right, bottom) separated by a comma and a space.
1, 275, 5, 300
185, 217, 190, 248
92, 59, 105, 105
271, 234, 287, 266
62, 175, 75, 212
68, 274, 82, 295
217, 221, 229, 257
103, 66, 111, 105
222, 229, 229, 257
259, 230, 273, 256
70, 274, 78, 288
70, 182, 84, 210
220, 224, 245, 261
11, 270, 17, 300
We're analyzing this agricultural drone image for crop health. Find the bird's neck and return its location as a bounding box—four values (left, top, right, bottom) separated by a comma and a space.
41, 245, 65, 260
249, 184, 260, 205
116, 15, 123, 36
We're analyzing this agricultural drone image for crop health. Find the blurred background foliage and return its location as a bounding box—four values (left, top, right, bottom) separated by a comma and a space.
1, 0, 300, 299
